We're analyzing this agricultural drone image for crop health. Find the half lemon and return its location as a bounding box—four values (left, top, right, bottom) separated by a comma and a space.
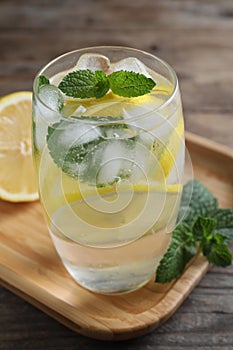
0, 91, 39, 202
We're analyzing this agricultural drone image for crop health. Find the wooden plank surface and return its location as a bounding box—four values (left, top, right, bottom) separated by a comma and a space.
0, 0, 233, 348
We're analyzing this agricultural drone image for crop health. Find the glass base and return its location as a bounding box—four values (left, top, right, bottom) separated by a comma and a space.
62, 260, 154, 295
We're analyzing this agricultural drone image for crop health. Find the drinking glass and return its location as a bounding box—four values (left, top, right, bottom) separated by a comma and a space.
32, 47, 185, 294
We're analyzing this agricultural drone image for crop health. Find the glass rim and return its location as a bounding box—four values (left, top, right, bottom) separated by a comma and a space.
33, 46, 179, 125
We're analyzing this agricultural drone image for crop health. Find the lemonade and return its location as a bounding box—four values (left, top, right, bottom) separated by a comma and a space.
33, 47, 185, 294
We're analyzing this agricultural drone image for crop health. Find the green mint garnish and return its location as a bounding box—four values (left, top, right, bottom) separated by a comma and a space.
193, 216, 232, 266
47, 118, 102, 178
57, 69, 156, 99
155, 223, 196, 283
177, 179, 218, 226
155, 180, 233, 283
37, 75, 50, 92
200, 233, 232, 267
47, 116, 136, 184
212, 209, 233, 243
108, 71, 156, 97
192, 216, 217, 241
58, 70, 110, 99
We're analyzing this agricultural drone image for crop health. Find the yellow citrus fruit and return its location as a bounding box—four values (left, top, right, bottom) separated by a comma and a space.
150, 114, 184, 180
158, 116, 184, 178
0, 91, 39, 202
62, 90, 160, 118
61, 175, 182, 209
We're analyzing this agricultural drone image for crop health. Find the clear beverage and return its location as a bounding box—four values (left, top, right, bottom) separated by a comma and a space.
33, 47, 185, 294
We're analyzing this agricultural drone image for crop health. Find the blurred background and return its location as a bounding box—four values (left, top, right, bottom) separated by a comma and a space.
0, 0, 233, 147
0, 1, 233, 349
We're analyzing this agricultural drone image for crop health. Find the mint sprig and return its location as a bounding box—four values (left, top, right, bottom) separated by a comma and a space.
58, 70, 110, 99
57, 69, 156, 99
155, 180, 233, 283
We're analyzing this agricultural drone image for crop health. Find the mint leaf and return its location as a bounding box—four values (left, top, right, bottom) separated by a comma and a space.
57, 69, 155, 98
192, 216, 216, 241
37, 75, 50, 92
155, 224, 197, 283
58, 70, 109, 99
214, 209, 233, 228
156, 179, 232, 283
177, 179, 218, 226
47, 116, 136, 183
47, 118, 102, 178
201, 235, 232, 267
193, 216, 231, 266
212, 209, 233, 243
108, 70, 156, 97
94, 71, 111, 98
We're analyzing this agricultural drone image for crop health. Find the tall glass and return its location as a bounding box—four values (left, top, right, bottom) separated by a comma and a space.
32, 47, 185, 294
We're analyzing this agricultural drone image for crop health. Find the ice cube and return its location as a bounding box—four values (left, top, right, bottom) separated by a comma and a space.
97, 140, 131, 185
95, 139, 149, 185
78, 139, 137, 186
34, 119, 48, 152
109, 57, 153, 78
34, 96, 63, 153
124, 109, 167, 145
57, 121, 101, 148
75, 53, 110, 72
34, 85, 64, 152
39, 85, 64, 112
130, 142, 150, 182
46, 119, 102, 178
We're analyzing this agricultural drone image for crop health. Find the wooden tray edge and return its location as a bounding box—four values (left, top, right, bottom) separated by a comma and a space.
0, 254, 210, 341
185, 131, 233, 159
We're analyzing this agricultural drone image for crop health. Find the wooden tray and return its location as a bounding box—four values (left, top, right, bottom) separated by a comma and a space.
0, 132, 232, 341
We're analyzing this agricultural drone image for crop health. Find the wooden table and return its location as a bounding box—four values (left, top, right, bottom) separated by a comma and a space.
0, 0, 232, 348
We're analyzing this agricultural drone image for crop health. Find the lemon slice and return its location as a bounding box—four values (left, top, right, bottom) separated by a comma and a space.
159, 115, 184, 178
150, 114, 184, 180
62, 90, 159, 118
0, 92, 39, 202
63, 180, 182, 205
